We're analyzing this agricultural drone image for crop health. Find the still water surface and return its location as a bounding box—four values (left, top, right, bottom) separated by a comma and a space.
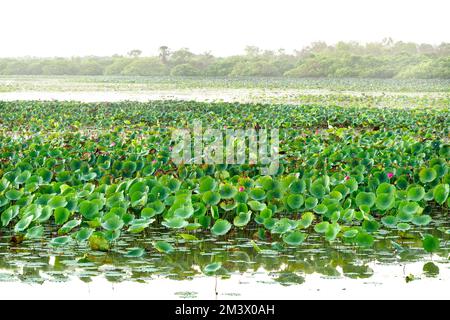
0, 214, 448, 299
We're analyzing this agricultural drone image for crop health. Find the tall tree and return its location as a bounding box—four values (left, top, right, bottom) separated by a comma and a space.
159, 46, 169, 64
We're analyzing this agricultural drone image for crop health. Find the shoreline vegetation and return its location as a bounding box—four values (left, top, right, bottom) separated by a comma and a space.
1, 40, 449, 79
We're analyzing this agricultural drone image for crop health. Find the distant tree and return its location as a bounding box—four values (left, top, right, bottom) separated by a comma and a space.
122, 58, 168, 76
244, 46, 261, 57
382, 37, 394, 48
128, 50, 142, 58
170, 63, 200, 76
0, 40, 449, 78
170, 48, 195, 64
159, 46, 170, 64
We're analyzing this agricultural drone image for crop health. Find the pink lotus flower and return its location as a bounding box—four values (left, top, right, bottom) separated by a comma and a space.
387, 172, 394, 179
152, 160, 157, 164
345, 175, 350, 181
110, 142, 116, 147
239, 186, 245, 192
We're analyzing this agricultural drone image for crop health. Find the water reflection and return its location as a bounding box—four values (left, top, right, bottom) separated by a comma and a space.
0, 215, 448, 288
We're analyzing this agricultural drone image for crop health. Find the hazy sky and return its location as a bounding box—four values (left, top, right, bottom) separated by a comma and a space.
1, 0, 449, 57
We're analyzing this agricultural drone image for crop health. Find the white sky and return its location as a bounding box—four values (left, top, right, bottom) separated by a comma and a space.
0, 0, 449, 57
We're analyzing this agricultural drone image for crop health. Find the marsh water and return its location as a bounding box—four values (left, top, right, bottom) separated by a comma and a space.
0, 213, 448, 299
0, 78, 449, 299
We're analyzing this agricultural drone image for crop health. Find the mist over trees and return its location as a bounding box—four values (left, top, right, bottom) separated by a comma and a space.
1, 40, 449, 78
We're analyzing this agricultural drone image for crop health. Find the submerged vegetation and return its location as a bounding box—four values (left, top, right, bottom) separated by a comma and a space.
0, 98, 448, 263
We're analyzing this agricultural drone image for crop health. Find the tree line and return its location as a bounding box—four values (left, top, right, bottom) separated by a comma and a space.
1, 40, 449, 78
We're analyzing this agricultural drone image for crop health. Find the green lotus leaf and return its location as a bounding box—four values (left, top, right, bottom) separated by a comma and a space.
37, 206, 53, 223
167, 178, 181, 192
286, 194, 304, 210
129, 181, 148, 195
161, 217, 189, 229
298, 212, 315, 229
233, 212, 251, 228
174, 206, 194, 219
376, 193, 395, 211
101, 214, 124, 231
219, 202, 236, 212
355, 192, 376, 208
362, 220, 379, 233
313, 204, 328, 215
154, 241, 174, 253
325, 222, 341, 242
0, 196, 8, 208
1, 205, 19, 227
203, 262, 222, 274
89, 233, 110, 251
355, 232, 374, 247
407, 186, 425, 202
305, 197, 318, 209
178, 233, 199, 241
48, 196, 67, 209
5, 189, 23, 201
128, 219, 153, 233
211, 219, 232, 236
150, 185, 169, 200
143, 201, 162, 216
141, 207, 157, 219
376, 183, 396, 195
433, 184, 449, 205
198, 215, 212, 229
202, 191, 221, 206
283, 231, 307, 246
15, 171, 31, 185
381, 215, 397, 227
399, 201, 420, 216
290, 179, 306, 194
37, 168, 53, 183
79, 201, 100, 220
259, 208, 272, 219
343, 229, 359, 238
310, 182, 326, 199
248, 200, 267, 211
396, 222, 411, 231
130, 191, 148, 208
234, 191, 248, 203
342, 208, 355, 222
249, 188, 266, 201
56, 171, 72, 183
58, 219, 81, 235
271, 218, 292, 234
412, 215, 432, 226
185, 223, 202, 231
199, 176, 217, 193
54, 207, 70, 225
124, 247, 145, 258
419, 168, 437, 183
109, 207, 126, 217
422, 234, 440, 253
314, 221, 329, 234
423, 262, 440, 277
219, 184, 237, 199
74, 227, 94, 242
50, 236, 71, 247
344, 178, 358, 193
25, 226, 44, 239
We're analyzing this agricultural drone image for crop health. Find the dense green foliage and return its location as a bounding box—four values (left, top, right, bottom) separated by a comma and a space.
1, 40, 450, 78
0, 99, 448, 254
